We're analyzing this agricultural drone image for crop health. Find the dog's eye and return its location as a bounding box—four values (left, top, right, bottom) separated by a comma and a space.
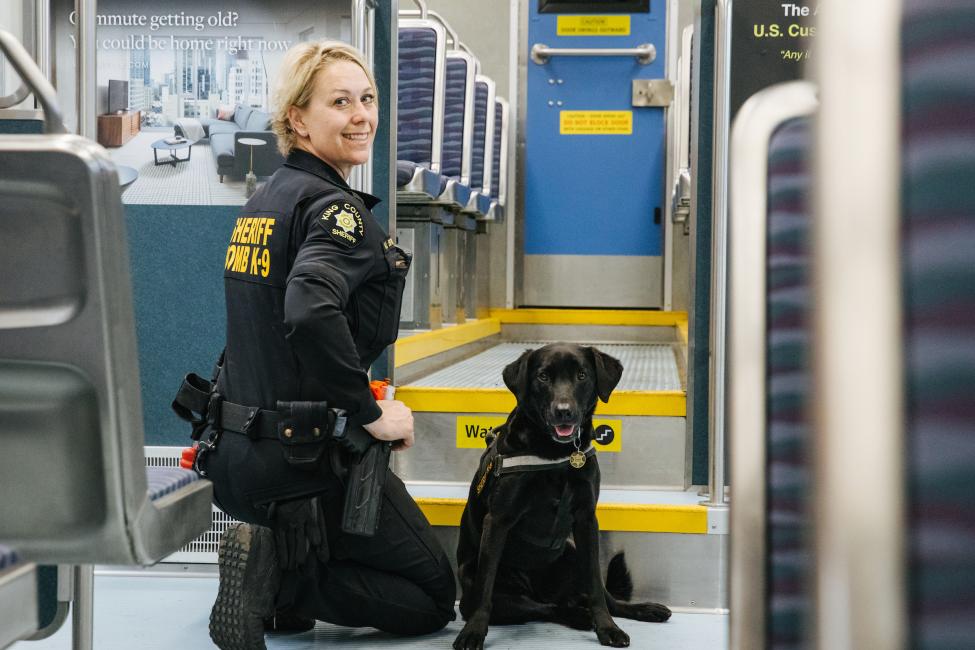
577, 371, 587, 381
538, 371, 549, 382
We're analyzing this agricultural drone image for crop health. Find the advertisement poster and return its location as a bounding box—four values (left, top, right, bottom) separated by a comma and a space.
730, 0, 817, 118
56, 0, 352, 205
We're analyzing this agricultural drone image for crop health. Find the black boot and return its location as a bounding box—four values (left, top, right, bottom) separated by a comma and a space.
263, 609, 316, 633
209, 523, 280, 650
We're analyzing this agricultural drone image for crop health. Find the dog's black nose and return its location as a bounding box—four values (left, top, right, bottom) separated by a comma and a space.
554, 402, 576, 422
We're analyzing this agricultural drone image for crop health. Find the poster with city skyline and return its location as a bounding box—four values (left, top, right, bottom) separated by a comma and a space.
55, 0, 353, 205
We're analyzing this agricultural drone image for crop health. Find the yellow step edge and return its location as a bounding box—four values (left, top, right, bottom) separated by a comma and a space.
490, 308, 688, 327
398, 387, 686, 417
416, 498, 708, 534
395, 318, 501, 367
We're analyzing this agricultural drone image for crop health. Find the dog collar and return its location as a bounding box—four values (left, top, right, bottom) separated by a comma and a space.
493, 444, 596, 476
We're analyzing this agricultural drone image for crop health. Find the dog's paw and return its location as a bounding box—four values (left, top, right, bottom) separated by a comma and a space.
631, 602, 672, 623
596, 624, 630, 647
453, 622, 489, 650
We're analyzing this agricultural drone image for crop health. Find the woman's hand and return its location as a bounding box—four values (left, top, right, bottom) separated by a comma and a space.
363, 400, 414, 451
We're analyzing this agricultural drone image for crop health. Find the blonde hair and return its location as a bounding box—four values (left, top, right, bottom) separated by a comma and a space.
271, 40, 379, 156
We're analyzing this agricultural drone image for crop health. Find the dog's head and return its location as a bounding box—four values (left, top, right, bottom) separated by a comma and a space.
502, 343, 623, 445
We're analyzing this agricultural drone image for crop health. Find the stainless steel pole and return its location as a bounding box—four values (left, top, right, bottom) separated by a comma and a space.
35, 0, 50, 82
71, 565, 94, 650
351, 0, 377, 193
701, 0, 732, 508
76, 0, 96, 139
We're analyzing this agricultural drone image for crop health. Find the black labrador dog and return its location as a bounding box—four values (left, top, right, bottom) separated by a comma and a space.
454, 343, 671, 650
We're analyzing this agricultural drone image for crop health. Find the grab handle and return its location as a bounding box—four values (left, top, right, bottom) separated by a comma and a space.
0, 29, 65, 133
531, 43, 656, 65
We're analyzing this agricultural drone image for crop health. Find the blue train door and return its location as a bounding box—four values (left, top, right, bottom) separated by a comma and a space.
523, 0, 667, 308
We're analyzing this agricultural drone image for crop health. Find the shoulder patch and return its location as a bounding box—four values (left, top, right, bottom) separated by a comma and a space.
318, 201, 365, 248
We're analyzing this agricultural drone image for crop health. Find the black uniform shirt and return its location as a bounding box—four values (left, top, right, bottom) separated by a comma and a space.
219, 149, 407, 427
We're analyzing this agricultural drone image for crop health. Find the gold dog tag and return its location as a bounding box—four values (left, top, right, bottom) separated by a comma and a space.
569, 451, 586, 469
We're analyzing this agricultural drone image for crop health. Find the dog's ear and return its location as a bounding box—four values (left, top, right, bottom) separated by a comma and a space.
503, 349, 534, 398
589, 347, 623, 403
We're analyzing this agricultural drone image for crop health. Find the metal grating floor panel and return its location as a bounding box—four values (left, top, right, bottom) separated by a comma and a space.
404, 342, 682, 391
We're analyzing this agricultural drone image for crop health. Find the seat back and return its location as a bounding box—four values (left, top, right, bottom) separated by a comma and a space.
443, 50, 477, 185
491, 98, 509, 204
397, 19, 446, 173
469, 76, 496, 195
0, 30, 210, 565
728, 80, 817, 650
902, 2, 975, 647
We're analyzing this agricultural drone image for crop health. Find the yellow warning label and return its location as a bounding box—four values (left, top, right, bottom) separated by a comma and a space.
557, 15, 631, 36
560, 111, 633, 135
456, 415, 621, 452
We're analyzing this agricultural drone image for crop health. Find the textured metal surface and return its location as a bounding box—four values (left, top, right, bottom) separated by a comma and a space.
405, 341, 682, 391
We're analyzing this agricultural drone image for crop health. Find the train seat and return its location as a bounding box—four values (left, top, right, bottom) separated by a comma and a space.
0, 545, 37, 649
0, 29, 212, 570
728, 80, 818, 648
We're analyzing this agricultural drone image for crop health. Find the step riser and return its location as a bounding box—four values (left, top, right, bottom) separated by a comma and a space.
430, 527, 728, 610
396, 413, 690, 488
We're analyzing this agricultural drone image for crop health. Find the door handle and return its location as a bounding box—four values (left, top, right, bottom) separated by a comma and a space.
530, 43, 656, 65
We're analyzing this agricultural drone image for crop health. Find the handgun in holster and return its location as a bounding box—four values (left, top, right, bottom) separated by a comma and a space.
331, 410, 392, 537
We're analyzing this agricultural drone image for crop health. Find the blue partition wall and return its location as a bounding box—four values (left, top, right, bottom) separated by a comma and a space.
125, 204, 232, 446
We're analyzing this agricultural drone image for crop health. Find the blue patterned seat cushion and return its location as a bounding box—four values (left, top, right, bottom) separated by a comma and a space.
766, 117, 812, 650
442, 57, 469, 180
491, 100, 503, 199
0, 545, 19, 570
470, 81, 489, 191
146, 466, 200, 502
398, 27, 438, 165
903, 2, 975, 647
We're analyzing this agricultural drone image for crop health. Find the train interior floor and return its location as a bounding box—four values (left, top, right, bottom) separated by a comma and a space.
14, 570, 728, 650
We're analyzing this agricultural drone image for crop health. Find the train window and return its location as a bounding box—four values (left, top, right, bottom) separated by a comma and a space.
538, 0, 650, 15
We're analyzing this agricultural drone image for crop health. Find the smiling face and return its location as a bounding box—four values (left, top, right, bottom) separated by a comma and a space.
503, 344, 624, 446
288, 59, 378, 178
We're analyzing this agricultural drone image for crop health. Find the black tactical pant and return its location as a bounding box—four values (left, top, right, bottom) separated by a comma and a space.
204, 431, 457, 636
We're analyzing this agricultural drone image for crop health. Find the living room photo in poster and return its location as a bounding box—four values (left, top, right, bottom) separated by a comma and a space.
60, 0, 353, 206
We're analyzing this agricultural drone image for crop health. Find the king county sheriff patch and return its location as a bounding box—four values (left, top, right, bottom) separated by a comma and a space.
319, 201, 365, 247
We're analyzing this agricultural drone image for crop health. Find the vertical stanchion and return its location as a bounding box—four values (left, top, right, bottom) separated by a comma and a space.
700, 0, 732, 509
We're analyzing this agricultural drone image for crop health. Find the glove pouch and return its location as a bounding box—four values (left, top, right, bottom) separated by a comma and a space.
275, 400, 334, 468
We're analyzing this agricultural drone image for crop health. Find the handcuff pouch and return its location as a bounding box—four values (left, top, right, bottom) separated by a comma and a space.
275, 400, 334, 469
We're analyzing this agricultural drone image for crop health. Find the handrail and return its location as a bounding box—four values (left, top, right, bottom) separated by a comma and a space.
728, 80, 817, 650
530, 43, 656, 65
701, 0, 732, 510
399, 8, 460, 50
0, 29, 64, 133
350, 0, 378, 193
407, 0, 427, 19
811, 0, 906, 648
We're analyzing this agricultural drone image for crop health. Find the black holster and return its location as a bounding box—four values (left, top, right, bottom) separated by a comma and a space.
331, 413, 391, 537
275, 401, 335, 469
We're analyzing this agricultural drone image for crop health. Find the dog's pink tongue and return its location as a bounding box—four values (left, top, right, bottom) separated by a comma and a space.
555, 425, 575, 437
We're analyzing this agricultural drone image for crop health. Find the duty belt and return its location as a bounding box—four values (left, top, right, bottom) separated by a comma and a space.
172, 372, 281, 440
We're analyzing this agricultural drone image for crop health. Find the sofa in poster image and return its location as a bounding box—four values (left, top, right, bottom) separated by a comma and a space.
189, 105, 285, 182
